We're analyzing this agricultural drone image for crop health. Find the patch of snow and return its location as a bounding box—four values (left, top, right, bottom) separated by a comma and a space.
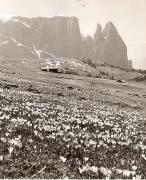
72, 60, 82, 67
12, 18, 19, 22
45, 58, 61, 67
0, 14, 13, 23
11, 38, 24, 47
17, 42, 24, 47
1, 41, 8, 45
45, 62, 54, 66
56, 61, 61, 67
11, 38, 18, 43
21, 22, 31, 29
33, 45, 41, 59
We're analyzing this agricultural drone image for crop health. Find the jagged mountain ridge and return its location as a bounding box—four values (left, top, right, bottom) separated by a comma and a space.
0, 16, 132, 69
83, 22, 132, 69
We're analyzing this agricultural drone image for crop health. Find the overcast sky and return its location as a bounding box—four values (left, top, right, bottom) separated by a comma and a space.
0, 0, 146, 69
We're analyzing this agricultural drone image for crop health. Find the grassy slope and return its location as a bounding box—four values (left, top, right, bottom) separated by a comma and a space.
0, 58, 146, 178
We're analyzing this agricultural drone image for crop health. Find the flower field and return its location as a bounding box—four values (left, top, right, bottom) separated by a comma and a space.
0, 83, 146, 179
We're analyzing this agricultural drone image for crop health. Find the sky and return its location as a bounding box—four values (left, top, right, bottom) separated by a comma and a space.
0, 0, 146, 69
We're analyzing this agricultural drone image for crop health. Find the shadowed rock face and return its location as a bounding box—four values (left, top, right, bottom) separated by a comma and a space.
0, 16, 132, 69
102, 22, 130, 69
93, 23, 104, 62
83, 22, 132, 69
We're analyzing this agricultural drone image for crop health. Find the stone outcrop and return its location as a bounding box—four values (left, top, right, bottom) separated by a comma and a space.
0, 16, 132, 69
102, 22, 130, 69
82, 22, 132, 69
93, 23, 104, 62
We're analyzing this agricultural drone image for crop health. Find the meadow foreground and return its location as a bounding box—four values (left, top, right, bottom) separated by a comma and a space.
0, 70, 146, 179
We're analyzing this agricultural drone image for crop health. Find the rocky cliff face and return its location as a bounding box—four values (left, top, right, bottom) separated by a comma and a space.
0, 16, 82, 59
83, 22, 132, 69
102, 22, 130, 69
93, 23, 104, 61
0, 16, 132, 69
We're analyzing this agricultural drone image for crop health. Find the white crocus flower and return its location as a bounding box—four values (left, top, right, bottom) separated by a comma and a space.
132, 166, 137, 171
84, 157, 89, 162
90, 166, 98, 173
60, 156, 66, 163
123, 170, 131, 177
99, 167, 112, 177
133, 175, 141, 180
116, 168, 123, 174
9, 146, 14, 154
0, 155, 4, 160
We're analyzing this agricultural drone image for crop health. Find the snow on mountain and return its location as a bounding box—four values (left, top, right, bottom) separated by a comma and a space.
21, 22, 31, 29
0, 14, 13, 22
33, 45, 41, 59
10, 38, 31, 48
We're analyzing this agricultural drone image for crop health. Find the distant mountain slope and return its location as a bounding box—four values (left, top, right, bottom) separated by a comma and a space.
0, 16, 132, 69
